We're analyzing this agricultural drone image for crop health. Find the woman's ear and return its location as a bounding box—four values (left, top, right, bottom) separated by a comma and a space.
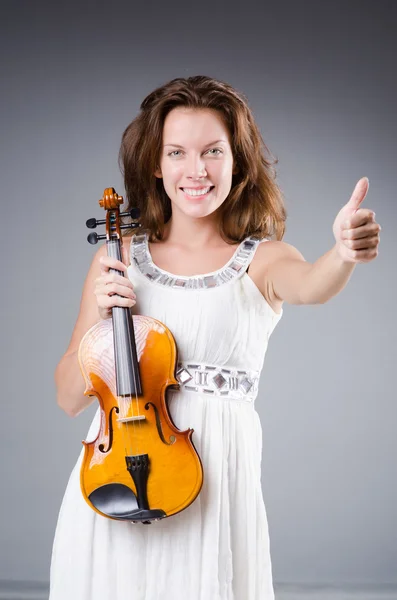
154, 166, 162, 178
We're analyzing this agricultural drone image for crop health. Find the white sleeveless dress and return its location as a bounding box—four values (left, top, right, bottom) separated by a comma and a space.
50, 233, 283, 600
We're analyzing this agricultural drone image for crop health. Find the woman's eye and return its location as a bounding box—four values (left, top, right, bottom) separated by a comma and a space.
168, 148, 222, 157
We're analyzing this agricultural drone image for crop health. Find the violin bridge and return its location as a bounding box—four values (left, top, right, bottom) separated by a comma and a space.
117, 415, 147, 423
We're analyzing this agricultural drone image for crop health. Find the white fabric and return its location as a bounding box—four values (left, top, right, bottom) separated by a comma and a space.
50, 235, 283, 600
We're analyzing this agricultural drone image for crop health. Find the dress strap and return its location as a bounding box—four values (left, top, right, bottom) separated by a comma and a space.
130, 232, 268, 291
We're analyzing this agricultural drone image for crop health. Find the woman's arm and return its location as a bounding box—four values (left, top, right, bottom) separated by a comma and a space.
265, 178, 380, 306
55, 243, 108, 417
264, 242, 356, 305
55, 235, 135, 417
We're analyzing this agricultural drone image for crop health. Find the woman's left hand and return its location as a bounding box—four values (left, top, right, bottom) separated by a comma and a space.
332, 177, 381, 263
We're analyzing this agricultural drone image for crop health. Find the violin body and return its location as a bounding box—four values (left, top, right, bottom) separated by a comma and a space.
79, 316, 203, 522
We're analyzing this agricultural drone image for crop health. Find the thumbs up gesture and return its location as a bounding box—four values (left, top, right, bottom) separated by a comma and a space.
332, 178, 381, 263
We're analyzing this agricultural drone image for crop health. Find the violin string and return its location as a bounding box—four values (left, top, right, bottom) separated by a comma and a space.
119, 308, 133, 456
118, 239, 142, 460
117, 394, 129, 460
116, 287, 136, 458
125, 291, 142, 458
124, 314, 139, 458
110, 236, 145, 498
109, 264, 130, 459
107, 239, 135, 459
125, 235, 160, 456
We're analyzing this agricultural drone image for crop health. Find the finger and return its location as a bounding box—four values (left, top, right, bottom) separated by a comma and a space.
98, 282, 136, 299
94, 275, 134, 294
343, 209, 375, 230
101, 295, 136, 309
345, 246, 379, 262
344, 234, 380, 251
346, 177, 369, 212
342, 222, 381, 240
99, 255, 128, 273
102, 272, 134, 288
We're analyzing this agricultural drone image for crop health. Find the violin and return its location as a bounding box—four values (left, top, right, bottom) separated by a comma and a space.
78, 188, 203, 524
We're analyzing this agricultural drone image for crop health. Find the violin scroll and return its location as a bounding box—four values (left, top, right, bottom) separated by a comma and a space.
99, 187, 123, 211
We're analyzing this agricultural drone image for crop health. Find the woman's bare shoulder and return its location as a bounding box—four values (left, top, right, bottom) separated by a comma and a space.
249, 239, 305, 312
251, 239, 305, 278
258, 239, 305, 262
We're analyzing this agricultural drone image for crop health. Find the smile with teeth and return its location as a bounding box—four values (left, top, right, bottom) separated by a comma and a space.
182, 186, 214, 196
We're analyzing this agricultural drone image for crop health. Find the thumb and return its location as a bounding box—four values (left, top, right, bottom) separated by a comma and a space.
346, 177, 369, 213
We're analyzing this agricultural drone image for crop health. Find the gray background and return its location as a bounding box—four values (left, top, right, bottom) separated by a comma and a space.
1, 0, 396, 597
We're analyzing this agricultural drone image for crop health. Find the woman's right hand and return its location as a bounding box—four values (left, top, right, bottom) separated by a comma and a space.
94, 255, 136, 320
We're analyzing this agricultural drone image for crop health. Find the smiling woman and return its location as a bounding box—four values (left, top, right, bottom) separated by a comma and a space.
50, 74, 381, 600
118, 76, 287, 244
51, 76, 288, 600
153, 107, 238, 219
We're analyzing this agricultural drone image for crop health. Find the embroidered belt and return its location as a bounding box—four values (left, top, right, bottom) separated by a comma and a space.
173, 361, 259, 401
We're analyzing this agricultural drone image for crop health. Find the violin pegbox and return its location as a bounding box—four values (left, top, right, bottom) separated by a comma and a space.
86, 187, 141, 244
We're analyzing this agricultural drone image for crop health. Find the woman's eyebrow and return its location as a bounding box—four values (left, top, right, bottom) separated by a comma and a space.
163, 139, 227, 148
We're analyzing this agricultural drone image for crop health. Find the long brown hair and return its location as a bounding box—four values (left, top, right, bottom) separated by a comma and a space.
119, 75, 286, 243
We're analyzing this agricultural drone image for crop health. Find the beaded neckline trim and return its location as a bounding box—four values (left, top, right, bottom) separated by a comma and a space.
130, 232, 265, 290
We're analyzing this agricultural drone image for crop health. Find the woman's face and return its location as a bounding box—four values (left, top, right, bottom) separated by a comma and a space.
154, 107, 238, 220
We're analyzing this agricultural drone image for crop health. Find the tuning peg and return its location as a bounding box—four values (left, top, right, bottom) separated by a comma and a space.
87, 232, 107, 244
86, 217, 107, 229
120, 223, 141, 230
120, 207, 141, 219
86, 218, 97, 229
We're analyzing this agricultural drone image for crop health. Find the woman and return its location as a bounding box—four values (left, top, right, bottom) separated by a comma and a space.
50, 75, 380, 600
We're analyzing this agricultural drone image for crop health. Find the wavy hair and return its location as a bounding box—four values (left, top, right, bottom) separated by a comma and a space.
119, 75, 286, 243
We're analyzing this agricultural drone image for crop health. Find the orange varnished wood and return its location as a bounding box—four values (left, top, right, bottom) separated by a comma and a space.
78, 316, 204, 520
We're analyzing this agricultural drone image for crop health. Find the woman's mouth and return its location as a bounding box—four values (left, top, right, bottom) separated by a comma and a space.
180, 186, 215, 200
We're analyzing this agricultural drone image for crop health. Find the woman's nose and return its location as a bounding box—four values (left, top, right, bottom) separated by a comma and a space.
186, 155, 207, 178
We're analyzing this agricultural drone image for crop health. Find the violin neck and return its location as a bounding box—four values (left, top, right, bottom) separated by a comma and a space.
107, 239, 142, 397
